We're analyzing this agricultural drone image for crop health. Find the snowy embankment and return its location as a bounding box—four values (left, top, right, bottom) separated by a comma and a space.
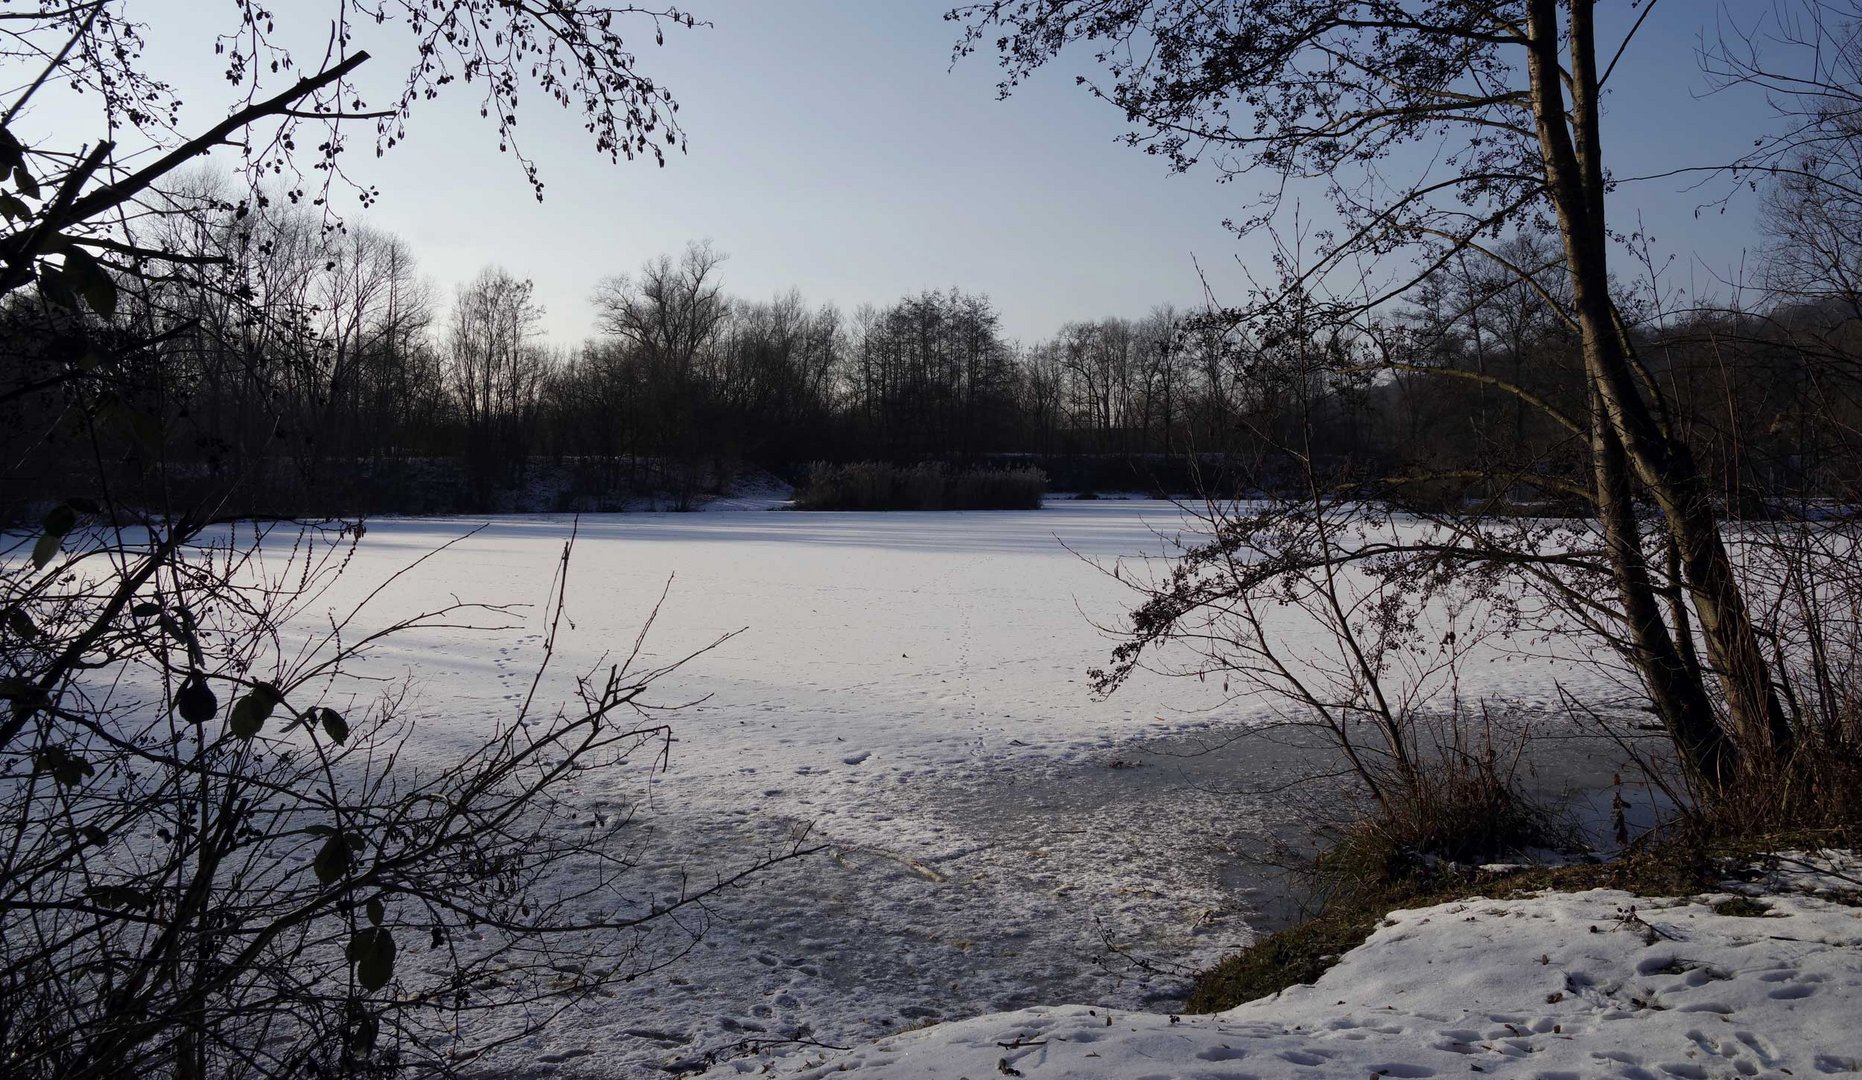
766, 854, 1861, 1078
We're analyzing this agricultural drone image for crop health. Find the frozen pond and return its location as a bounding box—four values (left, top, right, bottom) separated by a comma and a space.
271, 501, 1629, 1076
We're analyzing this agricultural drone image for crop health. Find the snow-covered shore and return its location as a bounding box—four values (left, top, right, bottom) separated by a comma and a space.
760, 854, 1862, 1078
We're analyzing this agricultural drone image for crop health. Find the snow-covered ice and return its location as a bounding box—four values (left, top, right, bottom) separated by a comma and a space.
235, 502, 1643, 1075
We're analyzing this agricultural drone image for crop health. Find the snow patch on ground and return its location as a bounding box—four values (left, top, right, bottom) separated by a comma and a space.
765, 857, 1862, 1078
699, 468, 794, 512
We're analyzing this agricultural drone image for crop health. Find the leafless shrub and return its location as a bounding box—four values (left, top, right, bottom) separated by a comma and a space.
1092, 487, 1591, 876
0, 516, 812, 1079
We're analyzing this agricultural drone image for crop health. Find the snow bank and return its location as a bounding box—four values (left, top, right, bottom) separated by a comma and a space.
764, 861, 1861, 1078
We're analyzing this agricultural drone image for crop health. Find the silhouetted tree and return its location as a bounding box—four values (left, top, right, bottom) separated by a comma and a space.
955, 0, 1849, 808
0, 6, 830, 1079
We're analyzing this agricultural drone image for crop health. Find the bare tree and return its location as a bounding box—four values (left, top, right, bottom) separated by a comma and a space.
593, 241, 731, 377
0, 5, 835, 1078
955, 0, 1825, 804
445, 267, 549, 498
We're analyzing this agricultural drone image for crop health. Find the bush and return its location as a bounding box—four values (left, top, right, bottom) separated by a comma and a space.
1311, 748, 1564, 903
0, 518, 807, 1078
793, 462, 1045, 511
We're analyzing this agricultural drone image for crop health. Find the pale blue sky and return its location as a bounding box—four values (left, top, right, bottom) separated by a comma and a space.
45, 2, 1795, 343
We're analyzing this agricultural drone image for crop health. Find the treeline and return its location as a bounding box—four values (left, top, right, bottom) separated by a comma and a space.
4, 192, 1862, 516
1363, 237, 1862, 515
448, 242, 1259, 471
1, 193, 1263, 512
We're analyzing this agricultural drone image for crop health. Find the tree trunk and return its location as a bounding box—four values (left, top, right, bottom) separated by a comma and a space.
1591, 385, 1732, 785
1526, 0, 1793, 774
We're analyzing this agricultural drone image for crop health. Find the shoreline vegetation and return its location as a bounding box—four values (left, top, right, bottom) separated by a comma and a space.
792, 462, 1047, 511
1188, 823, 1861, 1013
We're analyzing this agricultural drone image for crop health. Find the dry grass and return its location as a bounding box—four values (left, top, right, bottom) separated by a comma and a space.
1186, 842, 1723, 1013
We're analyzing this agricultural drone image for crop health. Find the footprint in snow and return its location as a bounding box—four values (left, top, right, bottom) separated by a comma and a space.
1734, 1030, 1779, 1065
534, 1048, 590, 1064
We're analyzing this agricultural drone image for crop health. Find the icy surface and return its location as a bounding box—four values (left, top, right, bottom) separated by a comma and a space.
770, 862, 1862, 1079
259, 502, 1628, 1076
